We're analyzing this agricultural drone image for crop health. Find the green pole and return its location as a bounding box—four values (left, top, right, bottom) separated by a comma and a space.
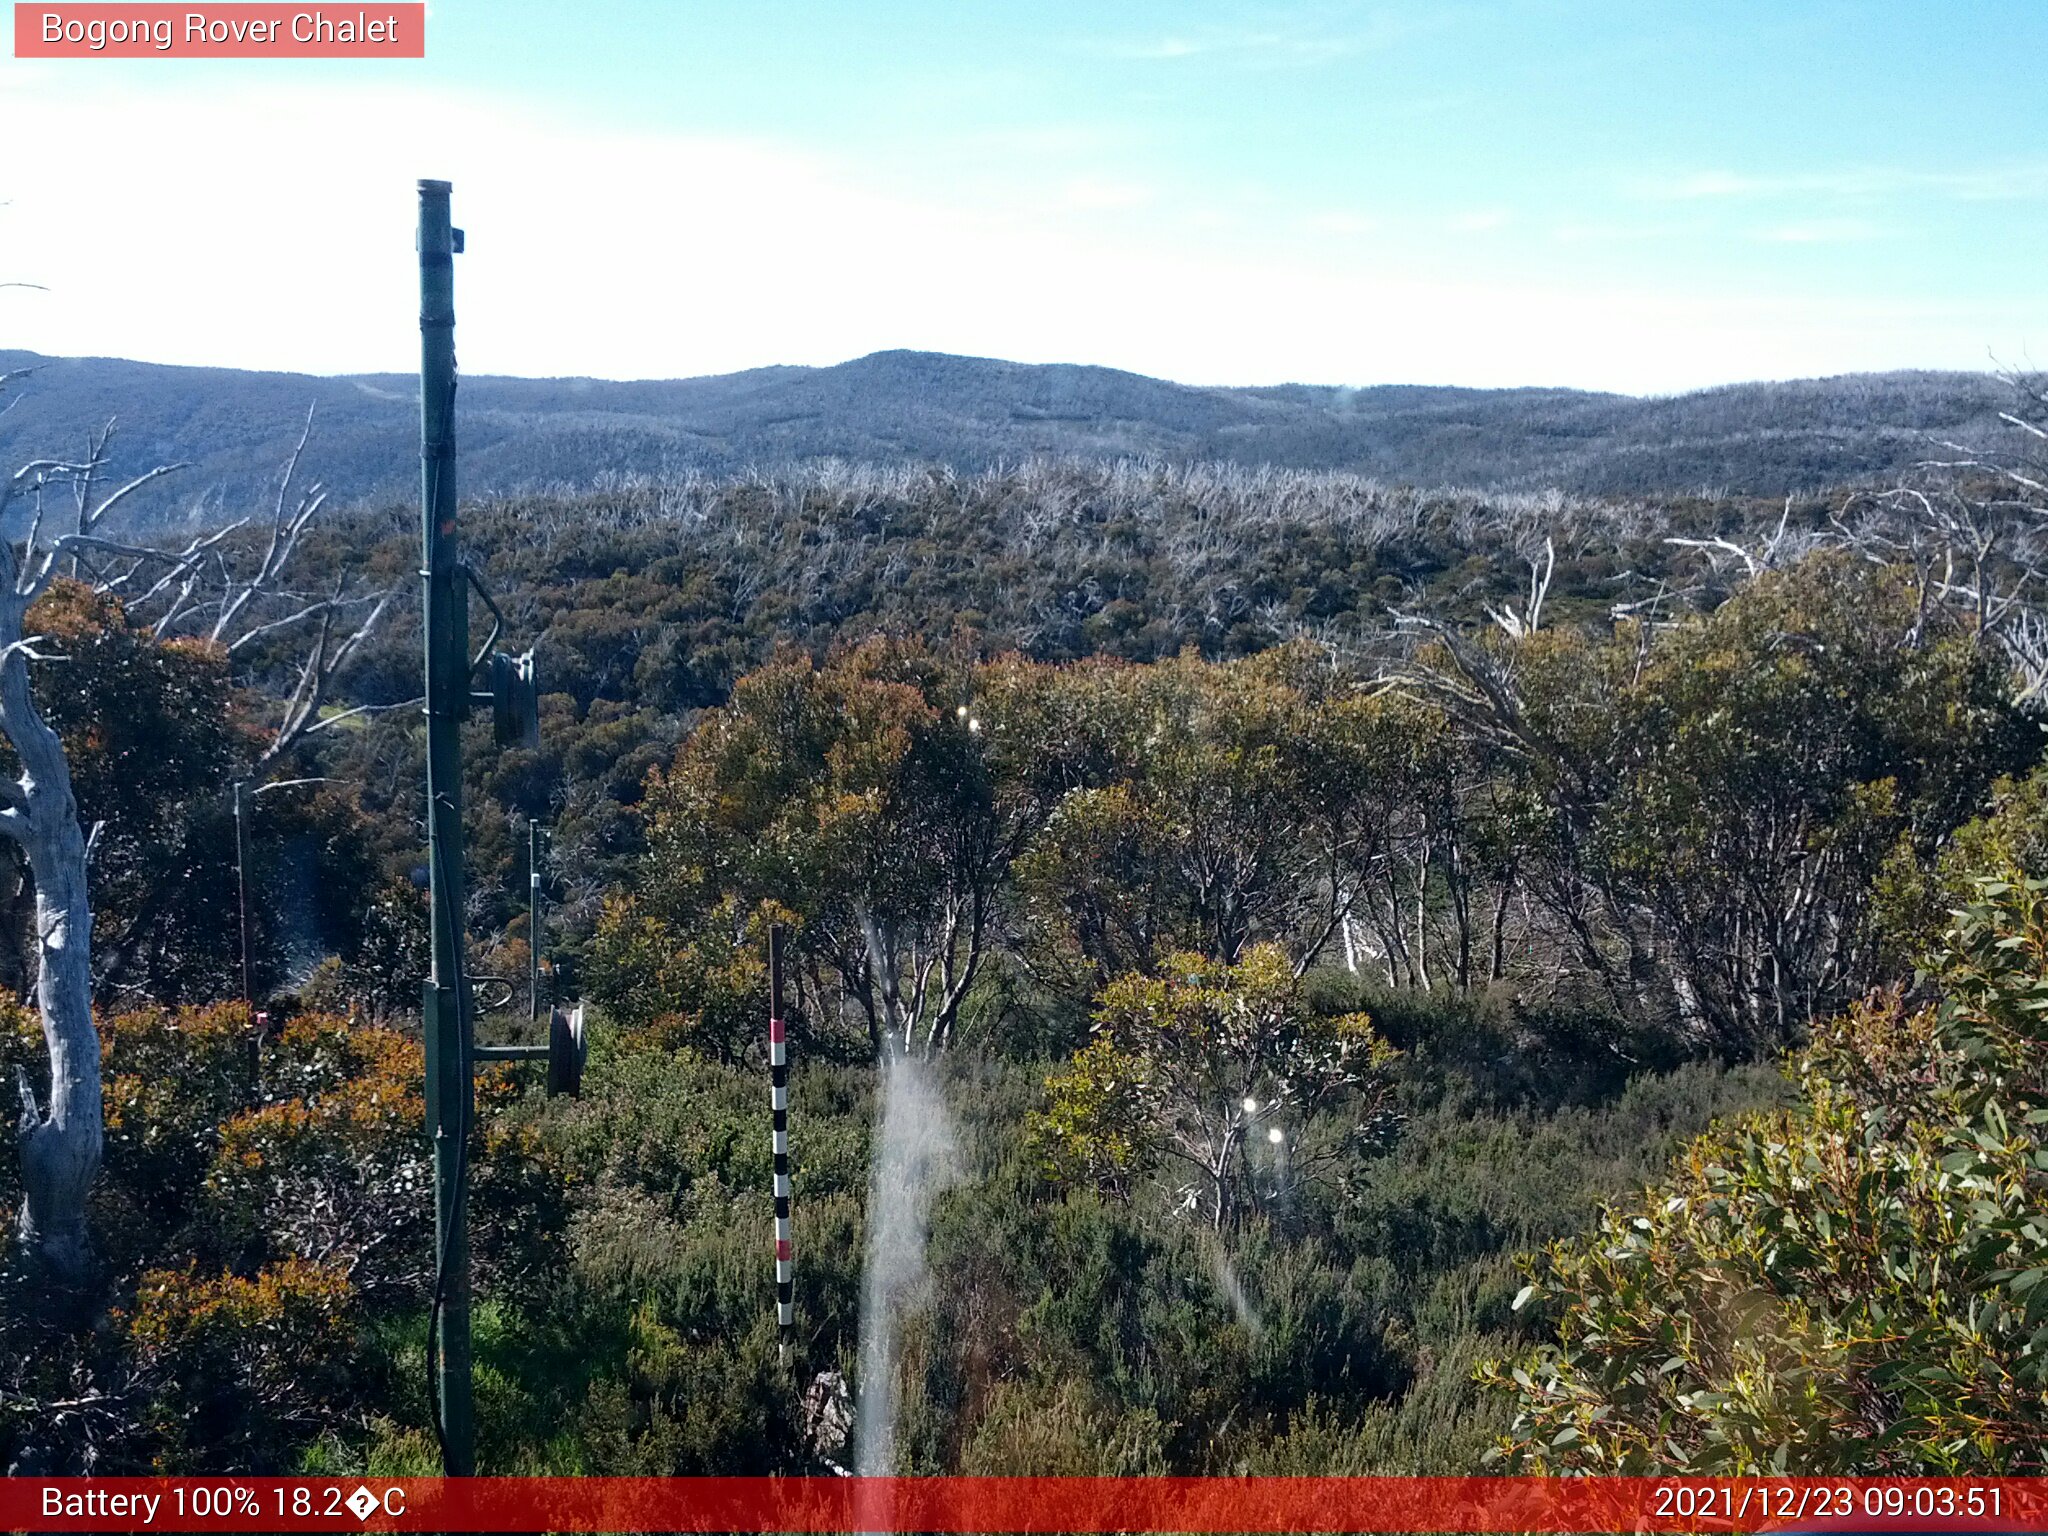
417, 177, 474, 1477
528, 817, 543, 1025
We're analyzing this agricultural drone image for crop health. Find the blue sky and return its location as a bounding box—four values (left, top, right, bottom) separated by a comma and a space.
2, 0, 2044, 391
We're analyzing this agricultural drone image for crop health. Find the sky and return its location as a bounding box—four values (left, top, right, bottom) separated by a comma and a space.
2, 0, 2045, 393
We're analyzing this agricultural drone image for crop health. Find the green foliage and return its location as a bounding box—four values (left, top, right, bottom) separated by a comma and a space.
14, 582, 236, 1002
0, 1003, 560, 1473
956, 1376, 1170, 1474
1482, 875, 2048, 1473
1012, 646, 1414, 994
247, 456, 2041, 1064
0, 956, 1789, 1477
1876, 760, 2048, 965
1032, 944, 1398, 1229
584, 551, 2034, 1076
1496, 553, 2034, 1052
0, 584, 389, 1008
205, 1013, 437, 1299
1, 439, 2034, 1479
477, 1042, 875, 1475
319, 876, 431, 1020
588, 893, 769, 1058
126, 1257, 355, 1467
594, 639, 1042, 1055
1029, 1036, 1156, 1197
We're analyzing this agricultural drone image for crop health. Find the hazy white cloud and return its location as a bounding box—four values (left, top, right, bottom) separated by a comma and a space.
1091, 30, 1354, 65
1751, 218, 1883, 244
0, 76, 2038, 395
1059, 177, 1155, 211
1115, 36, 1205, 60
1082, 10, 1446, 70
1636, 162, 2048, 203
1548, 219, 1687, 244
1299, 211, 1380, 236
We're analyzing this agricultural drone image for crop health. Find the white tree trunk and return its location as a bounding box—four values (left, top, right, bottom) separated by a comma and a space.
0, 425, 339, 1284
2, 641, 101, 1281
17, 828, 96, 1278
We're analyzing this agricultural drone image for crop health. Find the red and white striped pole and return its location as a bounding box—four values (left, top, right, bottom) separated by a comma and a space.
769, 923, 794, 1354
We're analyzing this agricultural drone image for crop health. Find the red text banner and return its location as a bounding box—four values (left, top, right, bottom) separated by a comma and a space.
4, 1476, 2047, 1533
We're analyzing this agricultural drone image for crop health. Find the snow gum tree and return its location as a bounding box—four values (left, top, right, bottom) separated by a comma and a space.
0, 392, 389, 1283
0, 432, 183, 1279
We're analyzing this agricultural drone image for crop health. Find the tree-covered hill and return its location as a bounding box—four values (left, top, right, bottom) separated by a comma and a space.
4, 411, 2047, 1476
0, 346, 2017, 527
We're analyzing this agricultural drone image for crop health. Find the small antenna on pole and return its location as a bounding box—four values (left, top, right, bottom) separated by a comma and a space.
769, 922, 793, 1363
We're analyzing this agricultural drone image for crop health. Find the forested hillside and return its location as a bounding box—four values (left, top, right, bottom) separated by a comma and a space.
0, 348, 2015, 526
4, 410, 2048, 1475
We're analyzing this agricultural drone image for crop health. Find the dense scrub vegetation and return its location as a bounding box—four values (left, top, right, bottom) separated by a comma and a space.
590, 551, 2028, 1062
0, 984, 1789, 1474
2, 434, 2046, 1472
1485, 874, 2048, 1472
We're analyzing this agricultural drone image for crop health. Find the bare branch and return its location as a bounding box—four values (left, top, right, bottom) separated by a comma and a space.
0, 637, 67, 667
274, 403, 317, 533
226, 589, 385, 654
123, 519, 249, 625
81, 461, 189, 534
292, 697, 424, 739
256, 586, 398, 767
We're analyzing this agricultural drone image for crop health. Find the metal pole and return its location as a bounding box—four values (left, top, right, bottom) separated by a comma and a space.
233, 779, 252, 1024
417, 177, 474, 1478
769, 923, 793, 1359
528, 818, 542, 1026
233, 778, 261, 1097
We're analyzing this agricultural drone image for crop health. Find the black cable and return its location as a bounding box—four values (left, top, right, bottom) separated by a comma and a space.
423, 873, 471, 1475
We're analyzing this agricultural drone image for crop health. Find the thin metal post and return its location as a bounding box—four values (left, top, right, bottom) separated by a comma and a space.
528, 818, 543, 1025
417, 176, 474, 1478
233, 778, 261, 1097
233, 779, 252, 1024
769, 923, 793, 1358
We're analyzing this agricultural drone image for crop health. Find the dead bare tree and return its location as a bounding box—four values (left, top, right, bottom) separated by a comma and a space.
1486, 536, 1555, 639
1662, 496, 1820, 585
0, 394, 397, 1277
0, 432, 188, 1279
1817, 388, 2048, 681
134, 405, 401, 766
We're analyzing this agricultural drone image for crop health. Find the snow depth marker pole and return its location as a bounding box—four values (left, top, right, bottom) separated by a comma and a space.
770, 922, 794, 1357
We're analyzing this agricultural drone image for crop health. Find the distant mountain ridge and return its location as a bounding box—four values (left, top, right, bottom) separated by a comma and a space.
0, 347, 2017, 527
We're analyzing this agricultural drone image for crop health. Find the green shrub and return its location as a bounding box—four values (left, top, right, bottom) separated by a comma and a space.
1482, 875, 2048, 1472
